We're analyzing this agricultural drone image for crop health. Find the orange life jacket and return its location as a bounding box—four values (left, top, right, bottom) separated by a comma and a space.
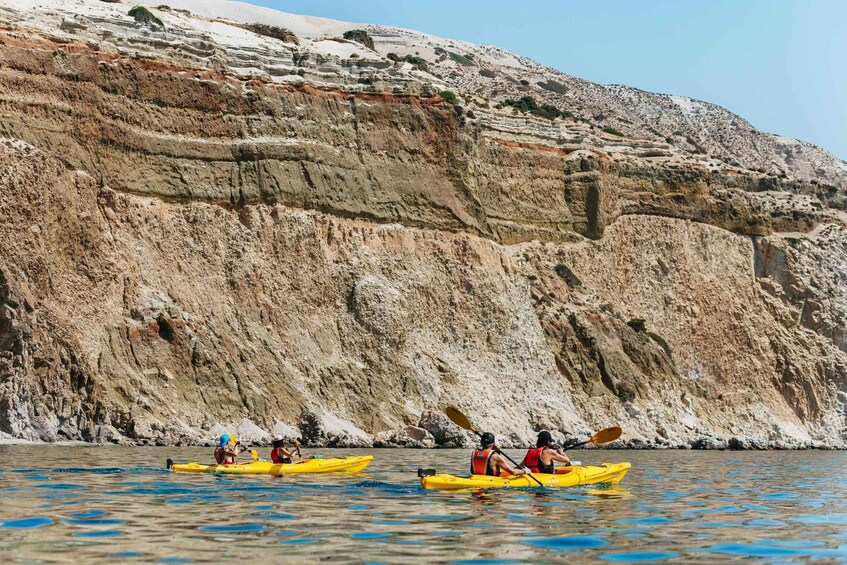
471, 448, 496, 476
524, 446, 553, 473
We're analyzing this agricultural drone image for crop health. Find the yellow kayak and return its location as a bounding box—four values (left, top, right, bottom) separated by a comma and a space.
419, 462, 630, 490
167, 456, 373, 475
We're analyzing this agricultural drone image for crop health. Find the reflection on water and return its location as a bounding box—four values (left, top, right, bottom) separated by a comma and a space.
0, 447, 845, 563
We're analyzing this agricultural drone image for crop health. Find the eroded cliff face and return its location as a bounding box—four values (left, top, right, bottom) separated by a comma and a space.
0, 0, 844, 447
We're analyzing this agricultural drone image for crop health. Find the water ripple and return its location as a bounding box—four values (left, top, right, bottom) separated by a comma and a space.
0, 447, 843, 563
525, 535, 608, 550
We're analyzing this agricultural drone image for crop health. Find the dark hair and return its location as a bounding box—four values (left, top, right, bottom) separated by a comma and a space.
272, 439, 285, 448
481, 432, 495, 447
536, 430, 552, 448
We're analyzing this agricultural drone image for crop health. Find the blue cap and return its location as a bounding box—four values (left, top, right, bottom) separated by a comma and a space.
218, 434, 230, 447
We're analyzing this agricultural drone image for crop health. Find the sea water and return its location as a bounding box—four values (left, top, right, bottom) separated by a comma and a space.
0, 447, 845, 563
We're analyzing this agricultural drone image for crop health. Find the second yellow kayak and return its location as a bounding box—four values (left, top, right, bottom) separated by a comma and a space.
419, 462, 630, 490
168, 456, 373, 475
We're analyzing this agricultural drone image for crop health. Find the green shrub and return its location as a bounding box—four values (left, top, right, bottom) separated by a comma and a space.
448, 51, 474, 66
128, 6, 164, 27
537, 80, 567, 94
343, 29, 374, 50
504, 96, 565, 120
602, 126, 624, 136
627, 318, 646, 333
479, 68, 496, 78
402, 55, 427, 70
439, 90, 458, 104
647, 331, 673, 358
387, 53, 428, 70
554, 263, 582, 286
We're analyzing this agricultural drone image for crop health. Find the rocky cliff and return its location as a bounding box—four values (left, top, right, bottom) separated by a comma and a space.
0, 0, 844, 448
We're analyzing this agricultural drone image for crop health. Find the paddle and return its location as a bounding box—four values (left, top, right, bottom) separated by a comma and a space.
445, 406, 544, 487
561, 427, 622, 451
294, 438, 303, 462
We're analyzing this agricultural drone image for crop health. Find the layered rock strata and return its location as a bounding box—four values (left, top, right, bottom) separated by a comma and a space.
0, 0, 844, 447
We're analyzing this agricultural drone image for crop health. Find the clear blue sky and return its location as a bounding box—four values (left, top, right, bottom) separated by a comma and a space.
246, 0, 846, 161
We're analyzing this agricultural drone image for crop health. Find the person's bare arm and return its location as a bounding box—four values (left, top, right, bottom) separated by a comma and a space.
491, 452, 526, 475
549, 450, 571, 464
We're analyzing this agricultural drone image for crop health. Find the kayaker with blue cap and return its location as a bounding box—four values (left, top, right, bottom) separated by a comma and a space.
214, 434, 230, 464
214, 433, 244, 465
471, 432, 528, 477
521, 430, 571, 473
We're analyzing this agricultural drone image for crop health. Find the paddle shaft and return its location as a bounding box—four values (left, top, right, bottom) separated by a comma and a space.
469, 429, 544, 487
562, 438, 593, 450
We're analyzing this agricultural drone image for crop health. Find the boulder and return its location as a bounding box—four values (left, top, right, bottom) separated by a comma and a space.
690, 436, 728, 450
418, 410, 471, 447
298, 409, 373, 447
374, 425, 436, 448
236, 418, 271, 445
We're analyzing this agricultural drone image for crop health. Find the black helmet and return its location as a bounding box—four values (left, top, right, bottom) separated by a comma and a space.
480, 432, 495, 447
537, 430, 552, 447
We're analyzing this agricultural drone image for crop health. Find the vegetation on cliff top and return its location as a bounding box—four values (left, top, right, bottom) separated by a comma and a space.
128, 6, 164, 27
439, 90, 459, 105
343, 29, 374, 50
388, 53, 428, 71
505, 96, 571, 120
537, 79, 568, 94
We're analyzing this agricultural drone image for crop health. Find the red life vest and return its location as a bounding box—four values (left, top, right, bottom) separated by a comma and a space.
271, 447, 289, 464
471, 448, 496, 476
524, 446, 550, 473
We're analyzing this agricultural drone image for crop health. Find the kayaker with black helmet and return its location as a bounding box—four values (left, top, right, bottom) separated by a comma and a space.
471, 432, 528, 476
270, 435, 301, 464
521, 430, 571, 473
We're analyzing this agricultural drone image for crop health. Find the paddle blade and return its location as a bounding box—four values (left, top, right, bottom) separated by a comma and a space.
445, 406, 476, 432
590, 426, 622, 445
250, 449, 259, 461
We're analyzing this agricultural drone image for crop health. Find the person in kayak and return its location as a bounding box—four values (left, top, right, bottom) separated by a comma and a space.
214, 434, 244, 465
214, 434, 230, 464
270, 435, 301, 464
521, 430, 571, 473
471, 432, 528, 476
